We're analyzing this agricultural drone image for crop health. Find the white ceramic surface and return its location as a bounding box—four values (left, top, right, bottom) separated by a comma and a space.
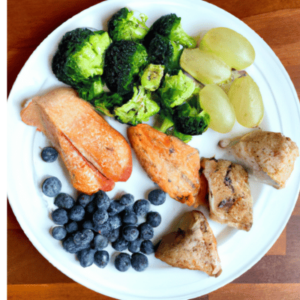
7, 0, 300, 299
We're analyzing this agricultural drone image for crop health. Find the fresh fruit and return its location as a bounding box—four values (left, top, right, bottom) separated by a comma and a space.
73, 229, 94, 246
95, 191, 111, 210
131, 253, 148, 272
94, 250, 109, 268
82, 220, 94, 230
148, 189, 166, 206
93, 209, 109, 226
128, 238, 143, 253
85, 199, 97, 215
146, 212, 162, 227
95, 221, 112, 237
65, 221, 78, 233
108, 214, 122, 229
122, 225, 139, 242
106, 228, 120, 242
200, 85, 236, 133
133, 199, 150, 216
77, 194, 91, 208
68, 205, 85, 222
54, 193, 75, 209
63, 236, 90, 253
114, 253, 131, 272
112, 236, 129, 251
228, 75, 264, 128
92, 234, 109, 250
120, 193, 135, 206
77, 248, 95, 268
52, 208, 68, 225
108, 201, 125, 216
199, 27, 255, 70
180, 48, 231, 85
139, 223, 154, 240
41, 147, 58, 162
122, 212, 138, 225
52, 226, 67, 240
140, 240, 155, 255
42, 177, 62, 197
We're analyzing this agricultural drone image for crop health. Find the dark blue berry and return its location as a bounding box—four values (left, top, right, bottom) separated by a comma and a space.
124, 204, 134, 213
106, 228, 120, 242
95, 191, 111, 210
128, 238, 142, 253
41, 147, 58, 162
148, 189, 166, 206
52, 226, 67, 240
112, 236, 129, 251
93, 209, 108, 226
77, 248, 95, 267
95, 221, 112, 237
108, 214, 122, 229
122, 212, 138, 225
52, 208, 68, 225
62, 237, 90, 253
92, 234, 109, 250
77, 194, 91, 208
120, 194, 134, 206
82, 220, 94, 230
94, 250, 109, 268
73, 229, 94, 246
146, 211, 162, 228
69, 205, 85, 221
140, 240, 155, 255
65, 221, 78, 233
54, 193, 75, 209
133, 199, 150, 216
139, 223, 154, 240
122, 225, 139, 242
42, 177, 62, 197
108, 201, 125, 216
131, 253, 148, 272
114, 253, 131, 272
85, 199, 97, 215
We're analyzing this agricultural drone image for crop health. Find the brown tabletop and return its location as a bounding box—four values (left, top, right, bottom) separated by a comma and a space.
7, 0, 300, 299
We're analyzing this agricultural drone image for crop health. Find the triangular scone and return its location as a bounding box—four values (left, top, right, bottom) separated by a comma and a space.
155, 211, 222, 277
201, 158, 253, 231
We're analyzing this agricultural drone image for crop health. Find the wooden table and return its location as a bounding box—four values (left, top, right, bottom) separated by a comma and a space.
7, 0, 300, 299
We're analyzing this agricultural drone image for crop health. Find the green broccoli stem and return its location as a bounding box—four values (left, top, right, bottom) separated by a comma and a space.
171, 23, 197, 48
156, 116, 174, 133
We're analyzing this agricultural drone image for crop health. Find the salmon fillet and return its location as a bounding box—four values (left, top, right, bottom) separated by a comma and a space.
155, 210, 222, 277
128, 124, 200, 206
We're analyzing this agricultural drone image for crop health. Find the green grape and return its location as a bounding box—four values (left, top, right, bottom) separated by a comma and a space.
200, 85, 235, 133
228, 75, 264, 128
180, 48, 231, 85
199, 27, 255, 70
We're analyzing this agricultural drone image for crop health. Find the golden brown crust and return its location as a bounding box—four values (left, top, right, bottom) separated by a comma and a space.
155, 210, 222, 277
128, 124, 200, 206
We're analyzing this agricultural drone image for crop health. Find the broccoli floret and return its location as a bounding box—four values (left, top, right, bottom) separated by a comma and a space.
77, 79, 104, 102
103, 41, 148, 95
148, 34, 182, 75
144, 14, 196, 48
108, 7, 149, 42
158, 70, 195, 108
140, 64, 165, 91
173, 102, 210, 135
94, 92, 127, 117
114, 86, 160, 125
52, 28, 111, 99
173, 129, 192, 143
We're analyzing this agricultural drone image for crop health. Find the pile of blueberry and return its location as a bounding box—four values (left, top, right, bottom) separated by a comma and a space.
42, 146, 166, 272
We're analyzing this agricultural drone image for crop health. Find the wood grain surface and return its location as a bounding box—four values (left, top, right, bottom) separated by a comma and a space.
7, 0, 300, 299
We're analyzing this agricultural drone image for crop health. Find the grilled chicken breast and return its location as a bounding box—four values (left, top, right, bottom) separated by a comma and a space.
201, 158, 253, 231
128, 124, 201, 206
155, 210, 222, 277
219, 130, 299, 189
21, 87, 132, 194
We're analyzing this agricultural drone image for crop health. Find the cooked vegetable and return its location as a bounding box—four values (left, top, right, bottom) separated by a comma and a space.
94, 92, 127, 117
228, 75, 264, 128
114, 86, 160, 125
173, 130, 192, 143
199, 27, 255, 70
108, 7, 149, 42
158, 70, 195, 108
103, 40, 148, 95
147, 34, 182, 75
140, 64, 165, 91
180, 48, 231, 85
144, 14, 196, 48
52, 28, 111, 99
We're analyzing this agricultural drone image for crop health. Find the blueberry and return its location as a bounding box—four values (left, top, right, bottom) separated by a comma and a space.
95, 191, 111, 210
77, 194, 91, 208
82, 220, 94, 230
41, 147, 58, 162
93, 209, 108, 226
108, 214, 122, 230
140, 240, 155, 255
122, 225, 139, 242
148, 189, 166, 206
65, 221, 78, 233
120, 194, 134, 206
108, 201, 125, 216
133, 199, 150, 216
69, 205, 85, 222
77, 248, 95, 268
54, 193, 75, 209
131, 253, 148, 272
139, 223, 154, 240
106, 228, 120, 242
124, 204, 134, 213
95, 221, 112, 237
52, 226, 67, 240
146, 212, 162, 228
63, 236, 90, 253
92, 234, 109, 250
42, 177, 62, 197
114, 253, 131, 272
94, 250, 109, 268
52, 208, 68, 225
85, 199, 97, 215
128, 238, 142, 253
122, 212, 138, 225
73, 229, 94, 246
112, 236, 129, 251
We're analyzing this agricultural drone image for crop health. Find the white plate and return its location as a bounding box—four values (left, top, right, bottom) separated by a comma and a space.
7, 0, 300, 299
